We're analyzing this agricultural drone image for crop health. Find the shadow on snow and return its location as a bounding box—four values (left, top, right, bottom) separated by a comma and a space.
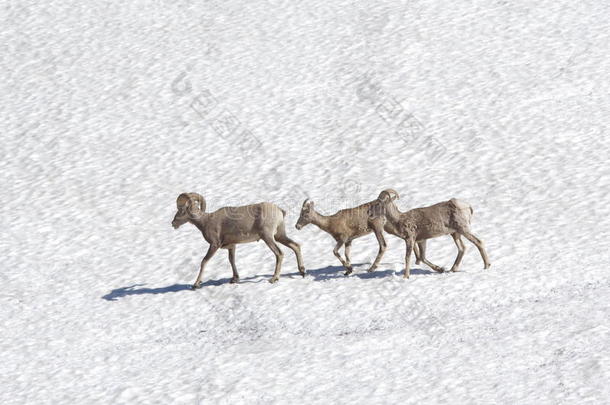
102, 263, 437, 301
301, 263, 435, 281
102, 283, 193, 301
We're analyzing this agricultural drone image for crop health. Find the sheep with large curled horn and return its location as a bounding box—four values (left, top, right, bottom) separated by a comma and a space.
172, 193, 306, 288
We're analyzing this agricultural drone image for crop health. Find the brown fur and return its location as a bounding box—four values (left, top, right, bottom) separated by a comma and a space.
372, 197, 491, 278
172, 193, 305, 288
295, 190, 426, 275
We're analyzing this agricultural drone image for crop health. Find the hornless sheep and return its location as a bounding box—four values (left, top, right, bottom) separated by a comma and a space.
295, 190, 427, 275
172, 193, 305, 288
371, 195, 491, 278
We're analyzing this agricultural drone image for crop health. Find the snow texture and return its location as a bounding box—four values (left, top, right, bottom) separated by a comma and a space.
1, 0, 609, 403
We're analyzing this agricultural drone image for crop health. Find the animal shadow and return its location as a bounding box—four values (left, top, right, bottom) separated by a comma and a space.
102, 272, 282, 301
296, 262, 434, 281
102, 283, 193, 301
103, 264, 439, 300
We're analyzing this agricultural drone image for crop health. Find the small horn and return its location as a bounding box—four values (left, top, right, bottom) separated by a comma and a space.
386, 189, 399, 201
378, 189, 400, 202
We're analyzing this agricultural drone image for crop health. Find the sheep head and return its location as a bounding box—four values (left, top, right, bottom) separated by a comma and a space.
172, 192, 206, 229
295, 199, 314, 230
368, 189, 400, 219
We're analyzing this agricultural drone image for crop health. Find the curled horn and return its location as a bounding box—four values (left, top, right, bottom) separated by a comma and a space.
177, 192, 206, 215
187, 192, 206, 214
302, 198, 313, 208
378, 189, 400, 203
176, 193, 190, 208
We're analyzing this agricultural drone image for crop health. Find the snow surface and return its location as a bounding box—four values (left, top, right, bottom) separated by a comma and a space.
2, 0, 610, 403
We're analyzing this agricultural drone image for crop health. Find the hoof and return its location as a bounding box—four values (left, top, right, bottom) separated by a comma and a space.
367, 268, 375, 273
230, 277, 239, 284
484, 263, 492, 270
434, 267, 446, 273
450, 267, 458, 272
269, 277, 279, 284
191, 283, 202, 290
299, 267, 306, 277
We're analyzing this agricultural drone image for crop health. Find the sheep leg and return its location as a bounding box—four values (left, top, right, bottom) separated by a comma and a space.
344, 241, 353, 275
462, 231, 491, 269
449, 233, 466, 272
367, 220, 387, 273
414, 242, 422, 264
275, 233, 306, 277
192, 244, 219, 289
416, 240, 445, 273
333, 241, 350, 275
404, 238, 414, 279
228, 246, 239, 283
263, 235, 284, 283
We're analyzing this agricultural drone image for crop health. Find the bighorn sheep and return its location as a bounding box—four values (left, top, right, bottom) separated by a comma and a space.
374, 190, 445, 273
295, 190, 427, 275
172, 193, 305, 288
371, 194, 491, 278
